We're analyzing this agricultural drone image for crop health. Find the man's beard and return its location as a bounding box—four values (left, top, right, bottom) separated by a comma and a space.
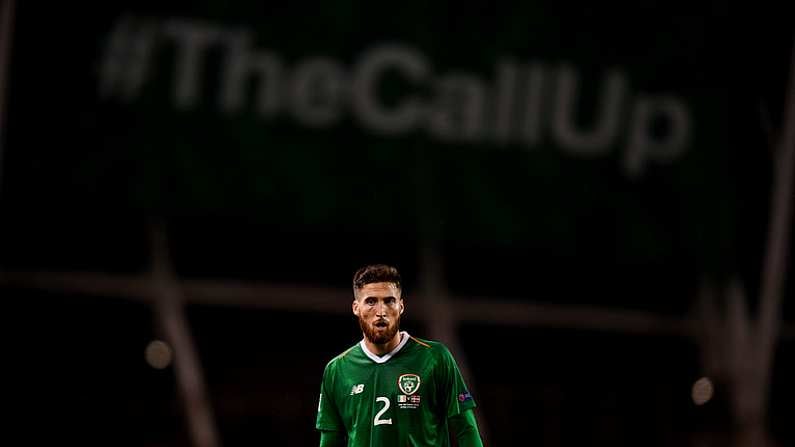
359, 315, 400, 345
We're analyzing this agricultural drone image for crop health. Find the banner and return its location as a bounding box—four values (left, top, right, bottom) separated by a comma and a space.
3, 2, 729, 261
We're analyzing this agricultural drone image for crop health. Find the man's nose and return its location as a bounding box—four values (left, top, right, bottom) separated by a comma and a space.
375, 302, 387, 316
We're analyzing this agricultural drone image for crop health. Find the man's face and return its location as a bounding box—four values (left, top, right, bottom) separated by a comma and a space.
352, 282, 404, 345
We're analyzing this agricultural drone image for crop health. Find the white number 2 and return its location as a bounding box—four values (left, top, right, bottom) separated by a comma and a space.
374, 396, 392, 425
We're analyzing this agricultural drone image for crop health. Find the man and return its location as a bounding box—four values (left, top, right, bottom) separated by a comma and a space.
316, 264, 484, 447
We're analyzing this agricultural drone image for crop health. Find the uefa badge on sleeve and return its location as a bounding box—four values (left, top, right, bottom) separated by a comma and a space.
397, 374, 422, 409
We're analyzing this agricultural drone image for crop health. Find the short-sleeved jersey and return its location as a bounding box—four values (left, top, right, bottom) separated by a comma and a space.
316, 332, 476, 447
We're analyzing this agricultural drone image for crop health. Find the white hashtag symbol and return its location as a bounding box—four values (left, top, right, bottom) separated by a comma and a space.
98, 14, 158, 102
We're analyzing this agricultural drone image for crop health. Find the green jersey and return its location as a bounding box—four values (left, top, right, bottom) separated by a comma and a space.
316, 332, 477, 447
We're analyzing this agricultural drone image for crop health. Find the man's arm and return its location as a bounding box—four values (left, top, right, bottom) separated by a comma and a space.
317, 361, 346, 445
449, 408, 483, 447
435, 344, 482, 446
318, 430, 346, 447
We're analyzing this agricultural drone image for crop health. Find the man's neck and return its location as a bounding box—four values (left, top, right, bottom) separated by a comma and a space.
364, 331, 403, 356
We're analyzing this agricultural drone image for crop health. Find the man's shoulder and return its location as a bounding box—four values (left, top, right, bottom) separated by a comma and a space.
325, 342, 362, 369
406, 335, 452, 358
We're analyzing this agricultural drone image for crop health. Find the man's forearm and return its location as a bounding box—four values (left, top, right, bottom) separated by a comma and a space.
449, 409, 484, 447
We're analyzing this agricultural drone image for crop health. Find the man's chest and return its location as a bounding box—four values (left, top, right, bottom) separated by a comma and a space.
335, 360, 438, 420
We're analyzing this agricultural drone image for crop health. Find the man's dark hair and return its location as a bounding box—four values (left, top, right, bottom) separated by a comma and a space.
352, 264, 402, 292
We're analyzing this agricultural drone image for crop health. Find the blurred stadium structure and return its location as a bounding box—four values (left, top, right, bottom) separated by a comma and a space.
1, 1, 794, 446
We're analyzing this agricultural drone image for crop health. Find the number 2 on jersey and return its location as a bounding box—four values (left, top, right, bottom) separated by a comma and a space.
374, 396, 392, 425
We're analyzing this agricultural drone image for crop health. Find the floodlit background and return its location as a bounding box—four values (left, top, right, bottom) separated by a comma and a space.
1, 1, 793, 446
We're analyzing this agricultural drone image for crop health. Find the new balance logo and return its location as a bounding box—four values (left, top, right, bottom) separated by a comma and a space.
350, 384, 365, 395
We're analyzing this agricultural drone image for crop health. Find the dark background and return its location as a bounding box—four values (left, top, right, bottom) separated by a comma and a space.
2, 1, 793, 446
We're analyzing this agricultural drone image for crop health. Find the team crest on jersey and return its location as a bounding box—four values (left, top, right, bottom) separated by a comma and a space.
398, 374, 421, 395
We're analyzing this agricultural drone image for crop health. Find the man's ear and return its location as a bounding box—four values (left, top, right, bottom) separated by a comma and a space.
399, 299, 405, 315
352, 299, 360, 317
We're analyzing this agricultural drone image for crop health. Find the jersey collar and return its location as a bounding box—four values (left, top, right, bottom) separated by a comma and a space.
360, 331, 410, 364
